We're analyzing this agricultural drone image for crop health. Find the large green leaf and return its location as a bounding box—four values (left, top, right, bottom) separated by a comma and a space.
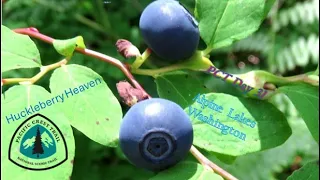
156, 72, 291, 156
185, 93, 291, 156
155, 71, 210, 109
1, 85, 75, 180
195, 0, 265, 50
278, 83, 319, 143
102, 164, 155, 180
186, 116, 319, 180
149, 161, 223, 180
287, 161, 319, 180
1, 25, 41, 73
49, 64, 122, 147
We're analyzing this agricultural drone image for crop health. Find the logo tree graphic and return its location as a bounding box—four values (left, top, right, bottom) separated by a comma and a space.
32, 127, 44, 158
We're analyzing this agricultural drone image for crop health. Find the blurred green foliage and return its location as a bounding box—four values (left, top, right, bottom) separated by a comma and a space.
2, 0, 318, 179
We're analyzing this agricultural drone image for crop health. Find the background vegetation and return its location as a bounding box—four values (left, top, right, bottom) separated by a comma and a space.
2, 0, 319, 179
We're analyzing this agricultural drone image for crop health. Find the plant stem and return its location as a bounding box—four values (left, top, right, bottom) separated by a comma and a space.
77, 48, 151, 98
190, 146, 239, 180
132, 53, 213, 77
133, 63, 318, 99
12, 27, 150, 98
14, 28, 55, 43
131, 48, 152, 69
250, 71, 319, 86
203, 46, 213, 56
74, 14, 106, 33
2, 59, 68, 85
132, 63, 185, 78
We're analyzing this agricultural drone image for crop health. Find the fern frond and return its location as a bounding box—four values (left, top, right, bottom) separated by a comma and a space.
212, 32, 272, 55
270, 34, 319, 73
232, 33, 271, 55
273, 0, 319, 32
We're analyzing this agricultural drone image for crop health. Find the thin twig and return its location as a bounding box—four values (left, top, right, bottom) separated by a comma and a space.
285, 74, 319, 85
190, 146, 239, 180
74, 14, 106, 33
13, 28, 151, 98
77, 48, 151, 98
11, 27, 238, 180
2, 59, 68, 85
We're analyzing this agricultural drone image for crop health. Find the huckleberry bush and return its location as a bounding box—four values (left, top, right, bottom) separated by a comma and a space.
2, 0, 319, 180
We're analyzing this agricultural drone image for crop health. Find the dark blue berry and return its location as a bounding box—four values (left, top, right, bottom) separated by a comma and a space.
139, 0, 200, 62
119, 98, 193, 171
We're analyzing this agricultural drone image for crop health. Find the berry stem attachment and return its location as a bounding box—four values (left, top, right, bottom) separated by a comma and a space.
131, 48, 152, 69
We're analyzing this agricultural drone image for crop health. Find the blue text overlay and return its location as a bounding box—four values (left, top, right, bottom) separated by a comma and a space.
6, 78, 102, 124
187, 94, 257, 141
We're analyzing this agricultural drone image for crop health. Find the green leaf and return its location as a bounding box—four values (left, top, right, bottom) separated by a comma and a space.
263, 0, 276, 18
278, 83, 319, 143
186, 116, 319, 180
149, 161, 223, 180
315, 62, 319, 75
212, 152, 237, 164
1, 85, 75, 180
204, 74, 244, 98
184, 93, 291, 156
287, 161, 319, 180
53, 36, 86, 57
195, 0, 265, 50
102, 164, 154, 180
49, 64, 122, 147
1, 25, 41, 73
155, 71, 211, 109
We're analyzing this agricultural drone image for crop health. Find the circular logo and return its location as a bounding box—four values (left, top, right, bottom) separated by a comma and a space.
8, 114, 68, 170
